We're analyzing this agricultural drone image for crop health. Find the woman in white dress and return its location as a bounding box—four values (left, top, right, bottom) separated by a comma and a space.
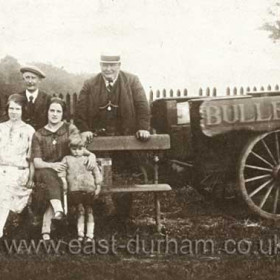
0, 94, 35, 238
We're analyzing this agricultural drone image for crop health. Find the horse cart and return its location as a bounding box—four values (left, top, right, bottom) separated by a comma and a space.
151, 91, 280, 221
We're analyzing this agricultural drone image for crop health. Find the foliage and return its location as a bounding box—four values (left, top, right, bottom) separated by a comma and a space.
263, 3, 280, 41
0, 55, 92, 97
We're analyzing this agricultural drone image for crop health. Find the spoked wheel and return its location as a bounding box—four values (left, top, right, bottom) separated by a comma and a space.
238, 130, 280, 220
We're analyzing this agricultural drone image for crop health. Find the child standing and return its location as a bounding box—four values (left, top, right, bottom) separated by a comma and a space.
60, 135, 102, 242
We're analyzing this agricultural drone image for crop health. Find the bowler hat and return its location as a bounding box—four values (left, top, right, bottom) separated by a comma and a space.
20, 65, 46, 78
100, 54, 121, 64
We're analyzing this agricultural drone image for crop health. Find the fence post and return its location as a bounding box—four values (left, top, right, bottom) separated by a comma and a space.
226, 87, 230, 96
163, 88, 167, 98
260, 86, 264, 91
212, 87, 217, 97
177, 89, 181, 97
240, 87, 244, 95
246, 87, 250, 93
267, 85, 271, 91
199, 88, 203, 96
253, 87, 257, 91
183, 88, 188, 96
233, 87, 237, 96
73, 92, 77, 117
149, 90, 153, 103
206, 87, 210, 97
156, 89, 160, 99
275, 85, 279, 91
66, 93, 71, 122
170, 89, 174, 97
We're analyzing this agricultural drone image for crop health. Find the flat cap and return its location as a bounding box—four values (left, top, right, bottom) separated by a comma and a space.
20, 65, 46, 78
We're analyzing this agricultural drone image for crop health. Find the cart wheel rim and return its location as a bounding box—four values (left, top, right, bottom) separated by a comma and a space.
238, 130, 280, 220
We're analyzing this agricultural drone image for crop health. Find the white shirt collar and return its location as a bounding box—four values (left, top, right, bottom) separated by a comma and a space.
26, 89, 39, 103
103, 75, 119, 87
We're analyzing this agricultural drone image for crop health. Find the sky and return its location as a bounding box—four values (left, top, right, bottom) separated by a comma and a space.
0, 0, 279, 95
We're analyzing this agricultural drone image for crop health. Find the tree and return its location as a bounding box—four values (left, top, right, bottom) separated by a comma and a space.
0, 55, 23, 95
263, 3, 280, 41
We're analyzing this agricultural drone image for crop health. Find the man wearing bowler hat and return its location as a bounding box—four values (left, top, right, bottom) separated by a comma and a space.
18, 65, 51, 131
75, 53, 150, 227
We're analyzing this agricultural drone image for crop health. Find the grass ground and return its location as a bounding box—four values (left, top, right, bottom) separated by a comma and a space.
1, 173, 280, 279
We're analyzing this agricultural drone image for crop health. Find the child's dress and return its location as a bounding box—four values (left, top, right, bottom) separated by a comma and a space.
0, 121, 34, 213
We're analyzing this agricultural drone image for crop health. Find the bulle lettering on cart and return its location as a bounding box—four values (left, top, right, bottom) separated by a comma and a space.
199, 96, 280, 137
204, 101, 280, 125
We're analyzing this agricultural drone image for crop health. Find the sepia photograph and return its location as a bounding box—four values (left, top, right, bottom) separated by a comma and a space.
0, 0, 280, 279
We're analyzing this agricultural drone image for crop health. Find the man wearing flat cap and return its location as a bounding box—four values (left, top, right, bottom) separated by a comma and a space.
18, 65, 51, 131
75, 53, 150, 226
8, 65, 51, 234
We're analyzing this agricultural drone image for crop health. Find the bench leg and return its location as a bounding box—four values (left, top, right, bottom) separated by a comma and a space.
154, 193, 162, 233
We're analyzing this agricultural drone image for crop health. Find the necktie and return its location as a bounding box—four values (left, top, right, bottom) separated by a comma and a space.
107, 81, 113, 92
28, 95, 34, 115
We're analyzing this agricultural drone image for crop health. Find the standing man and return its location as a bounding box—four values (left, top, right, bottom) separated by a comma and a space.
75, 54, 150, 140
75, 53, 150, 226
18, 65, 51, 131
0, 65, 50, 127
9, 66, 51, 236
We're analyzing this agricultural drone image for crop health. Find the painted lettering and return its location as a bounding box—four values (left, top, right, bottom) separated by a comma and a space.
271, 101, 280, 121
221, 105, 239, 124
255, 103, 272, 121
238, 104, 255, 123
205, 105, 222, 126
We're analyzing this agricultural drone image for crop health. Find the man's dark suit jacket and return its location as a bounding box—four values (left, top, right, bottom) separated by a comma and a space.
75, 71, 150, 134
19, 90, 51, 131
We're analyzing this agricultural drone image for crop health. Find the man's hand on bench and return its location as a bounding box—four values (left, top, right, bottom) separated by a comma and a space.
135, 130, 150, 142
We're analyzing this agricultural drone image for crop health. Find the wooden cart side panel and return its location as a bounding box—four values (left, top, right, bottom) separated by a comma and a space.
189, 99, 257, 180
199, 96, 280, 137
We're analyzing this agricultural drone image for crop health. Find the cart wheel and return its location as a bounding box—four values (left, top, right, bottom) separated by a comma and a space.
238, 130, 280, 220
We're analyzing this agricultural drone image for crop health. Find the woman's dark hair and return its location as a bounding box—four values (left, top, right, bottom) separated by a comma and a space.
7, 93, 25, 109
48, 97, 67, 120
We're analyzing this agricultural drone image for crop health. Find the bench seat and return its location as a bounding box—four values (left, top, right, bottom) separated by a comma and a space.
102, 184, 171, 193
86, 134, 171, 233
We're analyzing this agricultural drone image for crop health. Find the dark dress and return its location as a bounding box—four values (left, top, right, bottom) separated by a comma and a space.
32, 122, 79, 206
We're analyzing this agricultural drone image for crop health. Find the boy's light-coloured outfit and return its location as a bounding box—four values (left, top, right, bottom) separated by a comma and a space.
61, 155, 102, 239
61, 155, 102, 192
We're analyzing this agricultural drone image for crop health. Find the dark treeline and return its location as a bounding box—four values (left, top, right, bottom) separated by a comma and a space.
0, 55, 92, 97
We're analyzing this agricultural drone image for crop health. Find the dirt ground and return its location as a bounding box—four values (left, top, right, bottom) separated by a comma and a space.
1, 168, 280, 280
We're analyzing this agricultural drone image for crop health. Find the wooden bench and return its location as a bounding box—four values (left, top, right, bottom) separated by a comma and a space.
87, 134, 171, 233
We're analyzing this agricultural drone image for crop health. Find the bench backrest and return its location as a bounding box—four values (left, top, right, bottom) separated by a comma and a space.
87, 135, 170, 151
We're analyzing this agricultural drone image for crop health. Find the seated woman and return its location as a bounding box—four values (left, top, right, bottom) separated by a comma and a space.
32, 97, 96, 241
0, 94, 35, 238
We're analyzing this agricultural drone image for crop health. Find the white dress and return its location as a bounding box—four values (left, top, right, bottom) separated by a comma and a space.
0, 120, 35, 213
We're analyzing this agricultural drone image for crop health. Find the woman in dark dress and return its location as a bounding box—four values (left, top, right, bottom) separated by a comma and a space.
32, 98, 96, 240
